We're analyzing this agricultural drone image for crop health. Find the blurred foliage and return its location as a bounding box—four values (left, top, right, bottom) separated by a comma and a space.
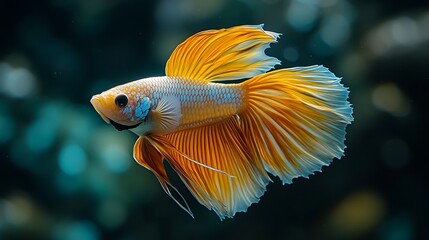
1, 0, 428, 239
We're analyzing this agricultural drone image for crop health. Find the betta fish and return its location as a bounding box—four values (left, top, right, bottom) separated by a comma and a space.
90, 25, 353, 219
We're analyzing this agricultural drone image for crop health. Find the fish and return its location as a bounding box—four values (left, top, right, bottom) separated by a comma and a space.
90, 25, 353, 220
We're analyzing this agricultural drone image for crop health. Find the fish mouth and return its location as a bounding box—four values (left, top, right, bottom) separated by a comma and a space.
90, 95, 110, 123
109, 119, 142, 131
90, 95, 142, 131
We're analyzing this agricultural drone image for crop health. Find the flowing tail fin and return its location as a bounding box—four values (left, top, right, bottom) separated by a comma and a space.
239, 65, 353, 184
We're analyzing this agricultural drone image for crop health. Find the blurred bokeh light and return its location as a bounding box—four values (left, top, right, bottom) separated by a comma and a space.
1, 0, 428, 239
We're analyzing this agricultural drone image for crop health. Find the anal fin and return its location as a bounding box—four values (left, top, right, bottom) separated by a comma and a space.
161, 116, 270, 219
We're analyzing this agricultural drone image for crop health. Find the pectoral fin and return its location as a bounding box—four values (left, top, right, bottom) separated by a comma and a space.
151, 96, 182, 135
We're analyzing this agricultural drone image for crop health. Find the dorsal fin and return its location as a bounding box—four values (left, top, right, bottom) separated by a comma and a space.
165, 25, 280, 82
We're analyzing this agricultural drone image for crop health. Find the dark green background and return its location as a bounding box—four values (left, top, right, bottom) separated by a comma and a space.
1, 0, 428, 239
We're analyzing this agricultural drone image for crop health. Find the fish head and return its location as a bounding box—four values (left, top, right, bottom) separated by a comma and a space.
90, 84, 151, 131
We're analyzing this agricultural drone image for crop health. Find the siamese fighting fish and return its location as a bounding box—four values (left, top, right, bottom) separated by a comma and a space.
90, 25, 353, 220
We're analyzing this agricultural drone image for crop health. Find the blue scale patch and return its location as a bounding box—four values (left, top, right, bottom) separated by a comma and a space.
121, 107, 132, 118
135, 97, 151, 121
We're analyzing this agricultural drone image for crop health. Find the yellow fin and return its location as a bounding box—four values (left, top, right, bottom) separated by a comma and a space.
165, 25, 280, 82
240, 66, 353, 184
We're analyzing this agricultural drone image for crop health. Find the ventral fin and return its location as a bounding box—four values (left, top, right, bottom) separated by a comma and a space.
151, 96, 182, 135
165, 25, 280, 83
133, 136, 194, 218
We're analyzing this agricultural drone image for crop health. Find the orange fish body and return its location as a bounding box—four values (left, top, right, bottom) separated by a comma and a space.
91, 25, 353, 219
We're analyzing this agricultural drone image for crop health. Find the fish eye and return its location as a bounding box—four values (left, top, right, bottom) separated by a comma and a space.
115, 94, 128, 108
